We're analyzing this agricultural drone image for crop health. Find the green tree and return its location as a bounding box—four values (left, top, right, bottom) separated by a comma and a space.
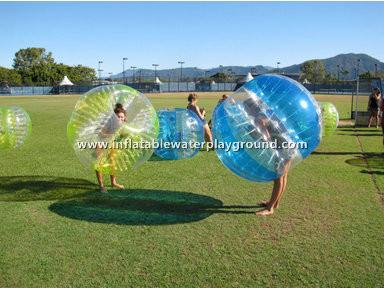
13, 48, 55, 85
211, 72, 229, 82
359, 71, 373, 79
0, 67, 22, 86
323, 73, 337, 84
300, 60, 326, 84
12, 48, 96, 85
54, 64, 96, 85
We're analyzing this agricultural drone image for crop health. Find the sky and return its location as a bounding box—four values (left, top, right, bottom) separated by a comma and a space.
1, 1, 384, 76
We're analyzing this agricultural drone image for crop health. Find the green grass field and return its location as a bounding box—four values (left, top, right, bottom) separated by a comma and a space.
0, 92, 383, 287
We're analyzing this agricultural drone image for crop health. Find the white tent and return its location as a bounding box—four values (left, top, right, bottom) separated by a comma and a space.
59, 76, 74, 86
211, 80, 216, 85
302, 78, 311, 84
243, 72, 254, 82
155, 77, 162, 84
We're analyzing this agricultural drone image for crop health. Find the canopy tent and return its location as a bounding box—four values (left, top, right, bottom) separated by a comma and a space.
211, 80, 216, 85
243, 72, 254, 82
302, 78, 311, 84
155, 77, 162, 84
59, 76, 74, 86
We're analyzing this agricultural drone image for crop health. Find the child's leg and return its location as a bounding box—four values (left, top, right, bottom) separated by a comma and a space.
274, 172, 288, 209
204, 124, 213, 143
376, 111, 379, 128
96, 171, 107, 192
256, 177, 284, 216
110, 175, 124, 189
381, 116, 384, 144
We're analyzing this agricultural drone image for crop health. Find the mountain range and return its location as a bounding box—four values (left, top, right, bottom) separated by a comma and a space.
111, 53, 384, 81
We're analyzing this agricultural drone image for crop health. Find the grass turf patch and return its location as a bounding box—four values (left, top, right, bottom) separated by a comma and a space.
0, 93, 383, 287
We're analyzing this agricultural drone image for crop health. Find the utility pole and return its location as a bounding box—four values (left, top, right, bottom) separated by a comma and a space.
123, 58, 128, 84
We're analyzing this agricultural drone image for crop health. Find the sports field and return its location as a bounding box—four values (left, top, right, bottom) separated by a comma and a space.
0, 92, 383, 287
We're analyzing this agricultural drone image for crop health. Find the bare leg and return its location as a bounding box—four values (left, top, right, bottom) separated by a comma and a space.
259, 160, 291, 209
256, 177, 284, 216
376, 114, 379, 128
204, 124, 213, 144
382, 117, 384, 145
274, 172, 288, 209
96, 171, 107, 193
110, 175, 124, 189
368, 110, 376, 128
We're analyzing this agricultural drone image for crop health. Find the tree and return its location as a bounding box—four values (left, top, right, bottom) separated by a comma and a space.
341, 69, 349, 80
11, 47, 96, 85
0, 67, 22, 86
211, 72, 229, 82
323, 73, 337, 84
13, 48, 55, 70
13, 48, 55, 85
54, 64, 96, 85
359, 71, 373, 79
300, 60, 326, 84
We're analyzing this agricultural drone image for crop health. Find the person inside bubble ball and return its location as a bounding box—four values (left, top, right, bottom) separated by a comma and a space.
242, 97, 293, 216
95, 103, 126, 193
187, 93, 213, 145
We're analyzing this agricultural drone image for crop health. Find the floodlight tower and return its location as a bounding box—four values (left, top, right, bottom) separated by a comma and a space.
152, 64, 159, 82
98, 60, 103, 84
131, 66, 137, 83
123, 58, 128, 84
178, 61, 184, 91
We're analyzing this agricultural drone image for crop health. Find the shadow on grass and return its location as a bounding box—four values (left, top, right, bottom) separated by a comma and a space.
345, 154, 384, 170
313, 151, 381, 156
0, 176, 97, 202
49, 189, 260, 225
361, 169, 384, 176
337, 128, 378, 132
148, 154, 168, 161
337, 133, 382, 137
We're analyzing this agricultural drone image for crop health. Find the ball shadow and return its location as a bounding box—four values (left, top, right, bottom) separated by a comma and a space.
345, 154, 384, 170
49, 189, 227, 225
148, 154, 169, 161
337, 133, 382, 137
0, 176, 97, 202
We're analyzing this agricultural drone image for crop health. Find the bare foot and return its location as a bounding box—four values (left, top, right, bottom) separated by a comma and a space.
112, 183, 125, 189
100, 186, 108, 193
259, 200, 269, 207
256, 208, 274, 216
259, 200, 279, 209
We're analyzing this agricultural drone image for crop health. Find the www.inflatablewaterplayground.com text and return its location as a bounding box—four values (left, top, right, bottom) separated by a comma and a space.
77, 139, 308, 152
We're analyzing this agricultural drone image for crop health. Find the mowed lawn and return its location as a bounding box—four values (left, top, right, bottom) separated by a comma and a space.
0, 92, 383, 287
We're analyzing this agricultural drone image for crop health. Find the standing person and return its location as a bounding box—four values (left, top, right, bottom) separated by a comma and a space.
256, 161, 291, 216
95, 103, 126, 193
218, 94, 229, 105
380, 90, 384, 144
242, 97, 293, 216
187, 93, 213, 144
368, 88, 381, 128
209, 94, 230, 129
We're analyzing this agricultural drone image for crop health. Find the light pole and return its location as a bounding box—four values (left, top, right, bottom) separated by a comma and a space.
276, 61, 281, 73
98, 60, 103, 84
131, 66, 136, 83
375, 63, 378, 77
152, 64, 159, 82
337, 64, 340, 81
354, 59, 360, 126
178, 61, 184, 91
109, 72, 113, 82
123, 58, 128, 84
